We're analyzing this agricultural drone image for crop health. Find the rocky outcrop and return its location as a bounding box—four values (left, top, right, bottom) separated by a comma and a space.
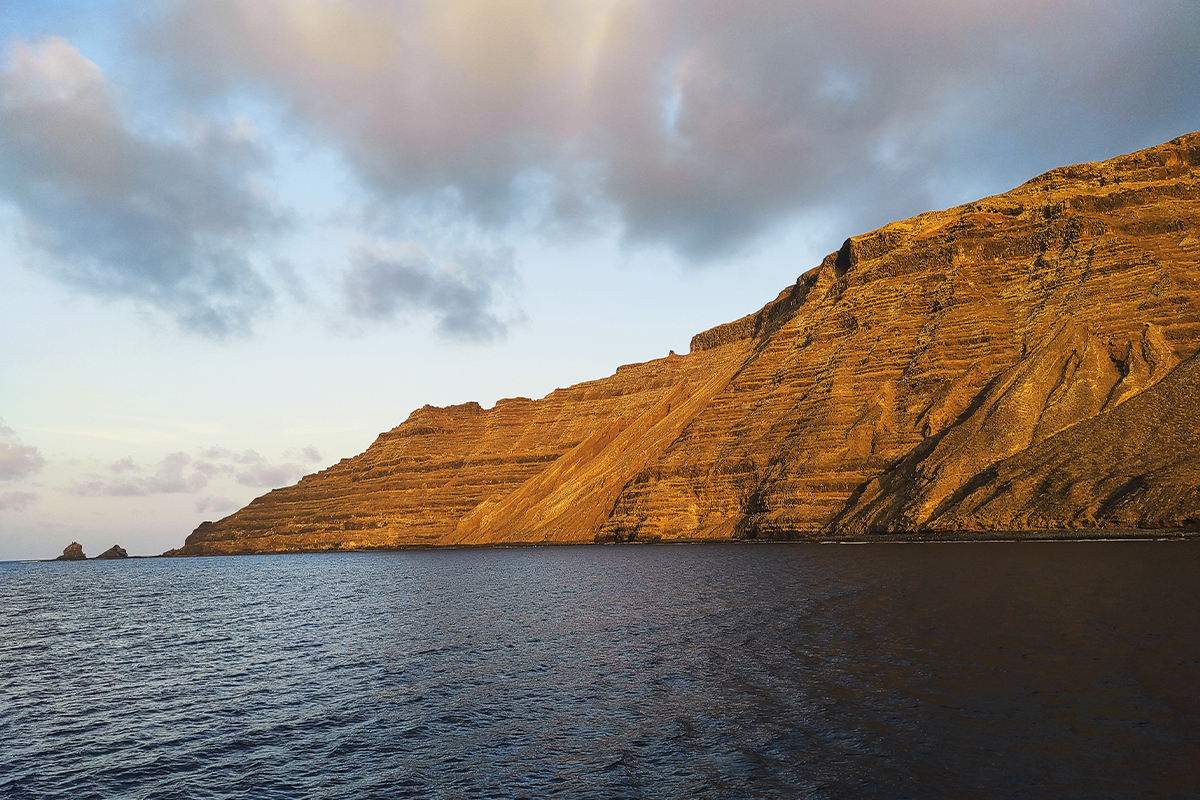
174, 133, 1200, 555
56, 542, 86, 561
94, 545, 129, 560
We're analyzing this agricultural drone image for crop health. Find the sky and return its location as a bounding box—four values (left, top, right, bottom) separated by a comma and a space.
1, 0, 1198, 560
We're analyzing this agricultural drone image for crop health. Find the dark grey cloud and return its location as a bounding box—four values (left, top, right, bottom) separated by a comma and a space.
343, 242, 512, 341
0, 37, 281, 336
0, 421, 45, 481
574, 0, 1200, 254
150, 0, 1200, 262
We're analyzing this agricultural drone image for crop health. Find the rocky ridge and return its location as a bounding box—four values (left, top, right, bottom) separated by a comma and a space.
174, 133, 1200, 555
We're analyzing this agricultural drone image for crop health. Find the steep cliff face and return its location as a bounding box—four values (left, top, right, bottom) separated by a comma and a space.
175, 133, 1200, 555
179, 346, 754, 554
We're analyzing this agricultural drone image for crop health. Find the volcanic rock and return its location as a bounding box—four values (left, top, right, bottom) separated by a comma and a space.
95, 545, 129, 560
176, 133, 1200, 555
56, 542, 86, 561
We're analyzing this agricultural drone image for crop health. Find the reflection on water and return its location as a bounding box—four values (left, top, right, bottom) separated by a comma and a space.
2, 541, 1198, 798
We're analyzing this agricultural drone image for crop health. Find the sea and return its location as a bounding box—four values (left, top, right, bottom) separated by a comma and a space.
1, 541, 1197, 799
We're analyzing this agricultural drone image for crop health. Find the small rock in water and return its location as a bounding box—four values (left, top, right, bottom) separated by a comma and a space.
56, 542, 87, 561
95, 545, 129, 560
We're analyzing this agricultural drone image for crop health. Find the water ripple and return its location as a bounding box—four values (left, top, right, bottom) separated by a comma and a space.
2, 542, 1199, 798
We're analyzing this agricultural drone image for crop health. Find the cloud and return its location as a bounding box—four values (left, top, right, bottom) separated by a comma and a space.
195, 495, 239, 514
106, 456, 136, 474
2, 1, 1194, 348
149, 0, 1200, 260
0, 491, 38, 511
191, 449, 238, 479
0, 421, 46, 481
0, 37, 281, 336
231, 449, 310, 487
70, 451, 207, 496
69, 445, 322, 496
343, 241, 513, 340
285, 445, 323, 463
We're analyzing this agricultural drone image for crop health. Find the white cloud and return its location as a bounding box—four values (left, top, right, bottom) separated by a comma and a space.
195, 495, 239, 514
70, 451, 207, 496
0, 420, 46, 481
232, 449, 308, 487
0, 491, 38, 511
66, 445, 320, 497
106, 456, 136, 474
284, 445, 323, 463
65, 443, 319, 501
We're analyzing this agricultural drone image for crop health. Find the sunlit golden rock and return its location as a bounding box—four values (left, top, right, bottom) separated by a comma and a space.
175, 132, 1200, 555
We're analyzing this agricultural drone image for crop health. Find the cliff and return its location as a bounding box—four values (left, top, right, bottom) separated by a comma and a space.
174, 133, 1200, 555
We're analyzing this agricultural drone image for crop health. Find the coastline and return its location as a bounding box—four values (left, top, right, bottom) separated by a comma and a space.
155, 527, 1199, 558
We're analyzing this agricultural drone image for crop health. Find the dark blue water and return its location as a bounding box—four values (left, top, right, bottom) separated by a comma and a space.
2, 542, 1198, 799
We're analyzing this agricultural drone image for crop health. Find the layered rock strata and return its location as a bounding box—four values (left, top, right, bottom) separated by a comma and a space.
175, 133, 1200, 555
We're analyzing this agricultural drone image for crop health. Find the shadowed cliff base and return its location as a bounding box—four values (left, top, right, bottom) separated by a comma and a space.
171, 133, 1200, 556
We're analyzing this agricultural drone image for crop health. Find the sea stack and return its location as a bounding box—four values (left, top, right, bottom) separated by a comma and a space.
95, 545, 129, 560
174, 132, 1200, 555
56, 542, 87, 561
